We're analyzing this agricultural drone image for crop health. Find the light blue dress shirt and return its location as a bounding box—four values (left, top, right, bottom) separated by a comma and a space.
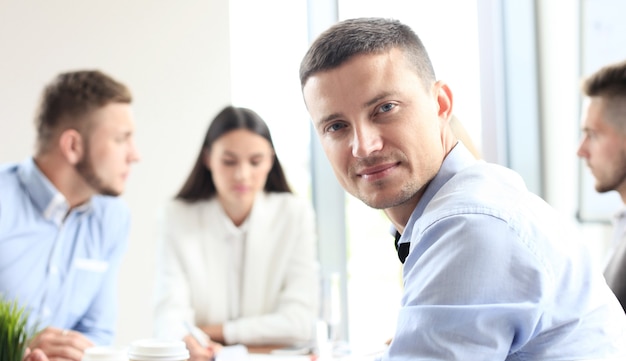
0, 158, 130, 345
384, 143, 626, 360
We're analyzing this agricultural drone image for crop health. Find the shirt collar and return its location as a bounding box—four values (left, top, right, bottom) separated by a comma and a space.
17, 158, 92, 225
395, 141, 479, 245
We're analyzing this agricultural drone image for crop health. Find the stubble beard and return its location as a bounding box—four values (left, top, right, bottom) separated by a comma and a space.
357, 178, 420, 210
75, 149, 120, 197
595, 149, 626, 194
350, 155, 422, 210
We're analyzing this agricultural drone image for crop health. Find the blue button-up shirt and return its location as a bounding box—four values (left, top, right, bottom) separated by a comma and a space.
0, 158, 130, 345
383, 143, 626, 360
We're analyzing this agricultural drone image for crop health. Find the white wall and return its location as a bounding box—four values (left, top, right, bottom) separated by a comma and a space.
0, 0, 232, 346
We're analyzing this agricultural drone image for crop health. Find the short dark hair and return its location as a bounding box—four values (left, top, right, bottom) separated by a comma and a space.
583, 59, 626, 132
35, 70, 132, 154
176, 105, 292, 202
299, 17, 436, 88
583, 59, 626, 97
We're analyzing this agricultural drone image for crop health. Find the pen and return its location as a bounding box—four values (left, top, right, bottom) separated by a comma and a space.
184, 321, 211, 348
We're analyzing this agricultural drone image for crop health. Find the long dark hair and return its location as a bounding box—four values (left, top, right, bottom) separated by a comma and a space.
176, 105, 292, 202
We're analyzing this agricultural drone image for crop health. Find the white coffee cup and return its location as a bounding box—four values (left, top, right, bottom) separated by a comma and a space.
82, 346, 128, 361
127, 339, 189, 361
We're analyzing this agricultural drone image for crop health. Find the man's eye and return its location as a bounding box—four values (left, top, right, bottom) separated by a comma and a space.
326, 123, 346, 133
379, 103, 395, 113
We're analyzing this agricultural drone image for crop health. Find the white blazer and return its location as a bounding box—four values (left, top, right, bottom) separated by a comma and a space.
153, 192, 320, 346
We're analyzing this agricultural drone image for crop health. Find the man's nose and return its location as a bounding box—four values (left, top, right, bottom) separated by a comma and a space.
351, 124, 383, 158
577, 136, 589, 159
129, 139, 141, 163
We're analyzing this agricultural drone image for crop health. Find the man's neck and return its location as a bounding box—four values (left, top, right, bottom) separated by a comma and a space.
384, 198, 421, 235
33, 154, 93, 208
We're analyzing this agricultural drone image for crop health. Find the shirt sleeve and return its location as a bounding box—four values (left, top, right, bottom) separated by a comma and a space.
386, 213, 549, 360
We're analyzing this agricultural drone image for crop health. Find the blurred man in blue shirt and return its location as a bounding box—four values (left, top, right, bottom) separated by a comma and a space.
0, 70, 140, 361
300, 17, 626, 360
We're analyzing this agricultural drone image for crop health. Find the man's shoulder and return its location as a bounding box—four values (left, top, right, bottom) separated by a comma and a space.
443, 162, 528, 203
422, 161, 540, 225
0, 161, 21, 181
0, 161, 19, 173
0, 162, 26, 197
423, 161, 560, 240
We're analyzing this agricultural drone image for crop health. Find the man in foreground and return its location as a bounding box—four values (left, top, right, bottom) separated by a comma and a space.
0, 70, 140, 361
300, 17, 626, 360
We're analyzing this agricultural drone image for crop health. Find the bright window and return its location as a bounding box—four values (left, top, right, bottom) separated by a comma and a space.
229, 0, 312, 198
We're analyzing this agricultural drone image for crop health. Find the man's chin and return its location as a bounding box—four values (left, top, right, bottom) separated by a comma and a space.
98, 187, 123, 197
359, 194, 400, 210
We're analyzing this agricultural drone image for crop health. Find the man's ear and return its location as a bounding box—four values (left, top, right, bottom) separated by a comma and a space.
58, 129, 84, 165
434, 80, 453, 120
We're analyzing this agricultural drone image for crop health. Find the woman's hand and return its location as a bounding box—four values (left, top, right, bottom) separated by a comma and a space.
183, 334, 222, 361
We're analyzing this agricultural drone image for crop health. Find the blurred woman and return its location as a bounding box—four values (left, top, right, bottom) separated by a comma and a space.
153, 106, 319, 359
